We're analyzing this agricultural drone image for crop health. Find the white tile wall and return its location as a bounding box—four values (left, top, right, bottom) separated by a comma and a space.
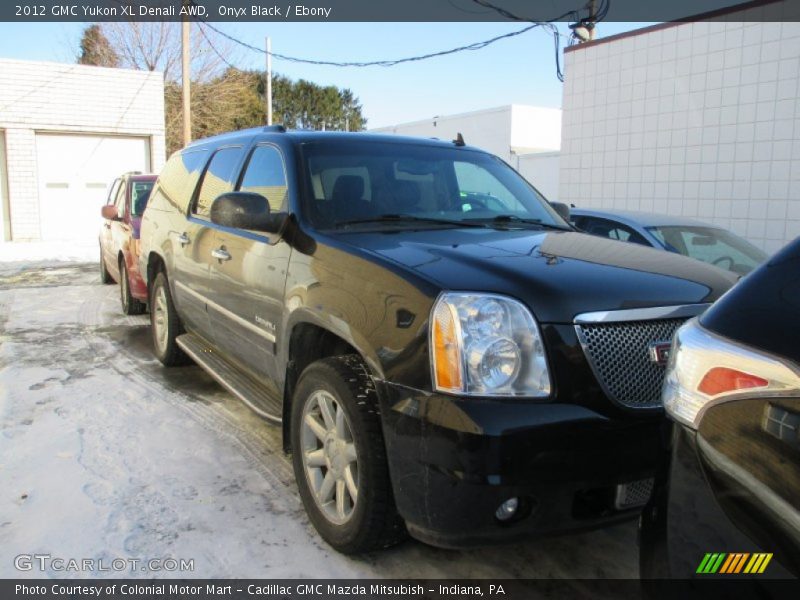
560, 9, 800, 254
0, 59, 165, 241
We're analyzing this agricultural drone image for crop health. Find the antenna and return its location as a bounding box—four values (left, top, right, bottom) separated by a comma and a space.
453, 133, 465, 147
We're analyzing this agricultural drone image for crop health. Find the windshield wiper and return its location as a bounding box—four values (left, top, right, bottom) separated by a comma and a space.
473, 215, 573, 231
335, 214, 489, 229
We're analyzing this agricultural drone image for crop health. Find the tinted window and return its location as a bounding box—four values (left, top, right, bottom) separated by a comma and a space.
155, 149, 208, 213
131, 181, 154, 216
239, 145, 288, 211
194, 147, 244, 217
301, 141, 563, 229
580, 217, 650, 245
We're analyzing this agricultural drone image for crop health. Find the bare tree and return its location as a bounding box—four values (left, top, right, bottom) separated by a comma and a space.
99, 21, 232, 82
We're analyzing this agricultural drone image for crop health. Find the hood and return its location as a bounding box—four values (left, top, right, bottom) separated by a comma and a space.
336, 228, 738, 323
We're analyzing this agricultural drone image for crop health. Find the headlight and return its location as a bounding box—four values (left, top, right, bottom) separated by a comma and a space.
663, 318, 800, 429
430, 292, 550, 397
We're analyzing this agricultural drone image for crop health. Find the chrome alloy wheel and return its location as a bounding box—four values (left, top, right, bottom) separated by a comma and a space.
152, 282, 169, 354
301, 390, 359, 525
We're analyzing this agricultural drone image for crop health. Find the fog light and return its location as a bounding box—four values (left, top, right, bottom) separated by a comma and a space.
495, 497, 519, 521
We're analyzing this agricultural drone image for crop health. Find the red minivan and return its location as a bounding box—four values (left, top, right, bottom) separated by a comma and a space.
100, 172, 157, 315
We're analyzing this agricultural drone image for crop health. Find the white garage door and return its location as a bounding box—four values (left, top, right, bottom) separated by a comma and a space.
36, 134, 150, 241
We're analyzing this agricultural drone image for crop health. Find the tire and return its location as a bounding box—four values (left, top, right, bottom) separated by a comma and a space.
291, 355, 406, 554
100, 245, 113, 284
149, 270, 188, 366
119, 258, 145, 316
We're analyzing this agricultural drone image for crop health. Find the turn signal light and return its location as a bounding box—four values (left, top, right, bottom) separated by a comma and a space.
697, 367, 768, 396
432, 302, 463, 392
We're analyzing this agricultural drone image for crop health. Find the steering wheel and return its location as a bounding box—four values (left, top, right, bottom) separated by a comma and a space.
712, 255, 734, 270
461, 199, 488, 211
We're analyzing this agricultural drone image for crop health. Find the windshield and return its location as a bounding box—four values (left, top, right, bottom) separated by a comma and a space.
647, 225, 768, 275
130, 181, 154, 216
299, 141, 567, 230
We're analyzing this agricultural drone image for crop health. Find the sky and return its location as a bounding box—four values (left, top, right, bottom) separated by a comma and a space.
0, 21, 653, 128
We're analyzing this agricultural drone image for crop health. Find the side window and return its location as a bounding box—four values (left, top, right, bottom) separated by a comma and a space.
106, 178, 121, 205
238, 145, 288, 211
156, 149, 209, 213
115, 180, 127, 216
193, 147, 244, 218
582, 217, 650, 246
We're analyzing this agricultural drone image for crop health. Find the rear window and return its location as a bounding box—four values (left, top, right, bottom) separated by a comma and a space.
153, 149, 208, 213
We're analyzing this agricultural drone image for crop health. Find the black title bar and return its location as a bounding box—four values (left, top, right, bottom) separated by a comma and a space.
3, 0, 800, 22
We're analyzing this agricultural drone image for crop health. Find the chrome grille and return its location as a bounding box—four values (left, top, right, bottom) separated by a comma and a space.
576, 318, 688, 408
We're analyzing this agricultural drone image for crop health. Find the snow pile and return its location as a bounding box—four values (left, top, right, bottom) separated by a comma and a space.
0, 241, 97, 266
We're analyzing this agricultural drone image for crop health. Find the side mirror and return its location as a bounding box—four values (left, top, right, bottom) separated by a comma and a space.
550, 201, 570, 222
101, 205, 119, 220
210, 192, 286, 234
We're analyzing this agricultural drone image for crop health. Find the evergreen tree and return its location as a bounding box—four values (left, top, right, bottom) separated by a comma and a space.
77, 24, 119, 68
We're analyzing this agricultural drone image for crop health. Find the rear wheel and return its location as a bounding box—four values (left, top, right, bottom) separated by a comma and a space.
119, 259, 145, 315
149, 271, 188, 366
291, 355, 406, 554
100, 246, 113, 284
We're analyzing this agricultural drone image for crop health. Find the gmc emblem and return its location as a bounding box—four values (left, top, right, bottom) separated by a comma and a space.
648, 341, 672, 366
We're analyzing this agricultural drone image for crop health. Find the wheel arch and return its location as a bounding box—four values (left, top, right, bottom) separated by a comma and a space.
281, 316, 382, 453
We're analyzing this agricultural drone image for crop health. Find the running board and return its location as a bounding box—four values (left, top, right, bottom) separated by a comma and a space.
176, 333, 282, 423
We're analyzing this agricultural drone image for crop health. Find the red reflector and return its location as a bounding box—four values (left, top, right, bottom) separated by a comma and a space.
698, 367, 769, 396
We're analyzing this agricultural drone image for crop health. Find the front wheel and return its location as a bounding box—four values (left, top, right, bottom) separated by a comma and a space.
100, 245, 113, 284
149, 271, 188, 366
291, 355, 406, 554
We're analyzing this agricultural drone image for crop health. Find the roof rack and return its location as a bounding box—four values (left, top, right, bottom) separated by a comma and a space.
264, 125, 286, 133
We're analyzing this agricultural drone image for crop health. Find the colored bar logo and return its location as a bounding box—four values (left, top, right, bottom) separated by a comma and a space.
696, 553, 773, 574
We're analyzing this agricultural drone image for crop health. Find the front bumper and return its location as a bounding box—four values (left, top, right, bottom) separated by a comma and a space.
377, 380, 670, 548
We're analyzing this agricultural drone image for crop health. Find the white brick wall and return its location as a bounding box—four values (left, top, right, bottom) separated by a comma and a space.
560, 4, 800, 254
0, 59, 165, 241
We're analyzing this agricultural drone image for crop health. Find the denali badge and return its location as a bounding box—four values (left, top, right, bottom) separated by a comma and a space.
648, 341, 672, 366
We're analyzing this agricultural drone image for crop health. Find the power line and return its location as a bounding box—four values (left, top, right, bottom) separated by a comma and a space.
200, 20, 548, 68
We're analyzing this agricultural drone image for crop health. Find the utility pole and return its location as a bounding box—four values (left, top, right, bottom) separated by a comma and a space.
181, 3, 191, 146
265, 36, 273, 126
589, 0, 597, 40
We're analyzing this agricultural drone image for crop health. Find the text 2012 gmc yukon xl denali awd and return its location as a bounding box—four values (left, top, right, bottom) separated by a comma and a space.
139, 127, 737, 554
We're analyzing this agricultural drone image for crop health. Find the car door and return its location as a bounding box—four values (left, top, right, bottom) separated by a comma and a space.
207, 143, 292, 383
172, 146, 245, 340
105, 178, 127, 280
101, 177, 121, 259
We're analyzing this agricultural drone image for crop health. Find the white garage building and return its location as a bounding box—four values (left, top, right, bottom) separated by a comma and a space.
372, 105, 563, 199
0, 59, 165, 242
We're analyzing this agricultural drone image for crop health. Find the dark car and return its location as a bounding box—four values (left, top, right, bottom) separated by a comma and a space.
640, 236, 800, 580
100, 172, 157, 314
138, 127, 737, 554
570, 208, 768, 276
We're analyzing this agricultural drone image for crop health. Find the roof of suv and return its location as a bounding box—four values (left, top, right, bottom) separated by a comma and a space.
184, 127, 483, 152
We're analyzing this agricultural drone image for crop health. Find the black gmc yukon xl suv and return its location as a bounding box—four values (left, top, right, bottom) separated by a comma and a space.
139, 127, 737, 553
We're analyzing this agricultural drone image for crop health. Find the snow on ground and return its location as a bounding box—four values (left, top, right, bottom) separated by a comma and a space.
0, 256, 639, 581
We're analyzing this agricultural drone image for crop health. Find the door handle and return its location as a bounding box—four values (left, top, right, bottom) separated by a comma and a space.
177, 232, 190, 247
211, 247, 231, 262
